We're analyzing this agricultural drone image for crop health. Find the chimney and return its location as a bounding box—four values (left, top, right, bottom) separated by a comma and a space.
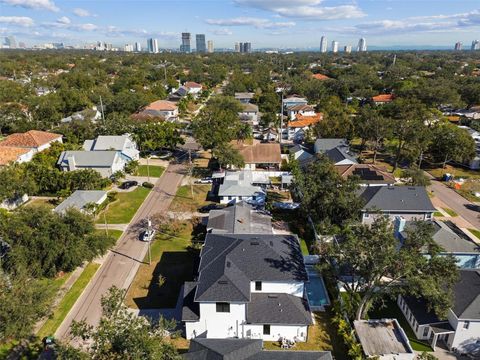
67, 155, 76, 171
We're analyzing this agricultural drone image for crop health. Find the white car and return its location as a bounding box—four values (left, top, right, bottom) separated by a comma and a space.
142, 229, 156, 242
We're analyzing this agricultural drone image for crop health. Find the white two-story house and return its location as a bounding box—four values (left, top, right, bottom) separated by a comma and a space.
182, 233, 313, 342
83, 134, 140, 161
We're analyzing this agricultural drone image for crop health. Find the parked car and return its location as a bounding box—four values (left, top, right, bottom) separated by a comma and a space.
120, 180, 138, 190
195, 177, 213, 184
141, 229, 156, 242
198, 203, 222, 213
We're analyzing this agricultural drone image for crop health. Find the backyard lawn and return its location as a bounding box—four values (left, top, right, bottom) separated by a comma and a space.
95, 187, 150, 224
37, 262, 100, 338
264, 311, 348, 359
25, 197, 57, 209
137, 165, 165, 178
125, 221, 197, 309
368, 298, 432, 352
169, 184, 211, 213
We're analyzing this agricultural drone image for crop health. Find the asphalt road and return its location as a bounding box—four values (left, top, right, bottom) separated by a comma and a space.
429, 179, 480, 229
56, 163, 186, 341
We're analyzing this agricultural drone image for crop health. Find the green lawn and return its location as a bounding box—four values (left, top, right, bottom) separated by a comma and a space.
426, 164, 480, 180
125, 222, 197, 309
368, 298, 432, 352
300, 238, 310, 255
434, 211, 443, 217
442, 207, 458, 217
37, 262, 100, 338
169, 184, 211, 213
468, 228, 480, 240
96, 187, 150, 224
137, 165, 165, 178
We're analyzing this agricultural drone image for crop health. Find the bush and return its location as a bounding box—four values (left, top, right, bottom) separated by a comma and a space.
107, 191, 118, 202
142, 182, 154, 189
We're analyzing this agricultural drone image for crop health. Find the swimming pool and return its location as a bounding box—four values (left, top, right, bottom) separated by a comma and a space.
305, 265, 330, 310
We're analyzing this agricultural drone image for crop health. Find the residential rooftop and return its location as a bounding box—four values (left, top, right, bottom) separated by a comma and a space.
207, 202, 272, 234
54, 190, 107, 215
335, 164, 395, 185
0, 130, 61, 148
360, 186, 436, 212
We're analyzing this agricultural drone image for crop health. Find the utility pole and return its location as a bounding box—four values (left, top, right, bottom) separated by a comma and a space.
188, 149, 194, 199
103, 212, 109, 236
279, 91, 284, 144
147, 156, 150, 183
99, 95, 105, 123
147, 217, 152, 265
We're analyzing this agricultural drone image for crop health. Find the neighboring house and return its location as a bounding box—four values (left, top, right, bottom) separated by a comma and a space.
458, 126, 480, 170
354, 319, 414, 360
372, 94, 395, 105
183, 338, 332, 360
133, 100, 178, 121
289, 144, 315, 165
359, 186, 436, 224
0, 146, 35, 166
184, 81, 203, 96
314, 138, 357, 165
233, 142, 282, 171
311, 73, 331, 81
182, 233, 313, 342
0, 130, 62, 153
83, 134, 140, 161
286, 104, 316, 121
282, 96, 308, 111
61, 107, 101, 123
396, 218, 480, 269
397, 269, 480, 353
217, 171, 267, 205
335, 164, 395, 187
0, 194, 29, 210
235, 92, 255, 104
238, 103, 259, 125
57, 150, 127, 178
36, 86, 54, 96
287, 113, 323, 141
207, 201, 272, 234
54, 190, 107, 215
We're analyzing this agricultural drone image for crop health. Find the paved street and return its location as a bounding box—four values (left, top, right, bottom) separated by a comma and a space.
56, 163, 186, 341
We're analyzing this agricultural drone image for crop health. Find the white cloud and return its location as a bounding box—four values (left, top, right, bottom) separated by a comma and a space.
1, 0, 58, 12
56, 16, 70, 24
211, 28, 233, 36
74, 23, 97, 31
234, 0, 365, 20
0, 16, 34, 26
73, 8, 93, 17
206, 16, 295, 29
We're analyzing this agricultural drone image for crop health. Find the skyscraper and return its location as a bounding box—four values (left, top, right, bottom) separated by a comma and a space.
147, 38, 158, 53
320, 36, 327, 53
234, 42, 240, 52
239, 42, 251, 53
135, 42, 142, 52
471, 40, 479, 51
5, 36, 16, 49
196, 34, 206, 53
344, 45, 352, 53
357, 38, 367, 52
180, 32, 191, 53
207, 40, 214, 53
331, 41, 339, 53
124, 44, 134, 52
455, 42, 462, 51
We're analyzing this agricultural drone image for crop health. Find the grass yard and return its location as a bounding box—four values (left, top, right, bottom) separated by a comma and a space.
264, 311, 348, 359
37, 262, 100, 338
468, 228, 480, 240
169, 184, 211, 213
300, 238, 310, 255
368, 298, 432, 352
24, 198, 57, 209
137, 165, 165, 178
442, 207, 458, 217
426, 164, 480, 180
434, 211, 443, 217
94, 229, 124, 241
125, 222, 197, 309
96, 187, 150, 224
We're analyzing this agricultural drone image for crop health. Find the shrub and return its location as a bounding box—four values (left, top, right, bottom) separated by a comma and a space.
142, 182, 154, 189
107, 191, 118, 202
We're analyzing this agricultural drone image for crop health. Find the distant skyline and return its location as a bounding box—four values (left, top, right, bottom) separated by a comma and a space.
1, 0, 480, 49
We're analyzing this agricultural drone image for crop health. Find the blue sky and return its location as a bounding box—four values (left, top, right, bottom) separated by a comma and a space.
1, 0, 480, 49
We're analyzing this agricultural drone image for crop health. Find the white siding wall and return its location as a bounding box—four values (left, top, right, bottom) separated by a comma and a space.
447, 310, 480, 353
363, 212, 433, 225
242, 324, 308, 342
250, 281, 304, 297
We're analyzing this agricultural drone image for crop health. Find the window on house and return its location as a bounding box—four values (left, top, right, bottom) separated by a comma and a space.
364, 213, 370, 218
255, 281, 262, 291
228, 196, 232, 200
464, 321, 470, 329
263, 325, 270, 335
216, 302, 230, 313
423, 327, 429, 337
239, 196, 243, 200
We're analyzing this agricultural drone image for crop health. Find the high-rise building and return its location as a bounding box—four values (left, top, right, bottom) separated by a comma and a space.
239, 42, 251, 53
320, 36, 327, 53
234, 42, 240, 52
357, 37, 367, 52
455, 42, 462, 51
180, 32, 191, 53
207, 40, 214, 53
344, 45, 352, 53
196, 34, 206, 53
5, 36, 16, 49
147, 38, 159, 53
124, 44, 134, 52
331, 41, 339, 53
471, 40, 479, 51
135, 42, 142, 52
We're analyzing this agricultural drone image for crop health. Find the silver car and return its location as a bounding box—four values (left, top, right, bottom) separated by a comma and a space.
142, 229, 156, 242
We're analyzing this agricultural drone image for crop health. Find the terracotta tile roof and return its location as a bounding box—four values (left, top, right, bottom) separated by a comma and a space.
0, 130, 62, 148
335, 164, 395, 184
0, 146, 31, 165
185, 81, 202, 89
372, 94, 395, 103
232, 142, 282, 164
288, 113, 323, 128
312, 73, 330, 80
447, 115, 461, 122
143, 100, 178, 111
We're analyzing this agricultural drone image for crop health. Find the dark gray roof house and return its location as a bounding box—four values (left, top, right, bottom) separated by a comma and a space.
314, 138, 357, 165
207, 202, 272, 234
183, 338, 333, 360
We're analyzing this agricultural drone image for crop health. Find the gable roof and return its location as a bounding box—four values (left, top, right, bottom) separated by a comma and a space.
324, 147, 357, 165
185, 81, 202, 89
54, 190, 107, 214
83, 135, 131, 151
233, 143, 282, 164
0, 146, 31, 165
235, 92, 255, 100
452, 270, 480, 319
143, 100, 177, 111
360, 186, 436, 212
287, 104, 315, 112
207, 202, 272, 234
240, 103, 259, 113
372, 94, 395, 103
335, 164, 395, 185
194, 234, 308, 302
312, 73, 331, 81
314, 138, 347, 152
0, 130, 61, 148
218, 171, 265, 197
283, 95, 307, 103
57, 150, 118, 168
288, 113, 323, 128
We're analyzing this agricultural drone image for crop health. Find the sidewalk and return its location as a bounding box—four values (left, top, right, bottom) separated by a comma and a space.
95, 224, 128, 231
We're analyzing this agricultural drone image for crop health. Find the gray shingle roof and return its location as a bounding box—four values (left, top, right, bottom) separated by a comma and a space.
182, 281, 200, 321
241, 103, 258, 113
247, 293, 312, 325
207, 202, 272, 234
54, 190, 107, 214
324, 146, 357, 164
218, 172, 266, 197
57, 150, 118, 168
184, 339, 333, 360
194, 234, 308, 302
452, 270, 480, 319
360, 186, 436, 212
314, 138, 347, 153
83, 135, 130, 151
